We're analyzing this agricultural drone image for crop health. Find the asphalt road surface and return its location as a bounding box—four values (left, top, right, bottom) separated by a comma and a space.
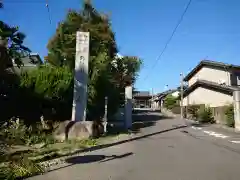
28, 111, 240, 180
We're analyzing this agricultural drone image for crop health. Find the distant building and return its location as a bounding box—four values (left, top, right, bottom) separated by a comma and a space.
12, 53, 43, 74
152, 89, 180, 110
133, 91, 152, 108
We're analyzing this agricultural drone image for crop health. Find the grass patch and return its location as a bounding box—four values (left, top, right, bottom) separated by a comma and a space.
0, 139, 98, 179
0, 131, 131, 179
0, 154, 44, 180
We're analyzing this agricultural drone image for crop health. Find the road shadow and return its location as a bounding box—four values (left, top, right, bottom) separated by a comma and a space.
107, 111, 173, 134
45, 152, 133, 173
132, 112, 173, 133
44, 124, 187, 174
65, 152, 133, 164
43, 125, 186, 174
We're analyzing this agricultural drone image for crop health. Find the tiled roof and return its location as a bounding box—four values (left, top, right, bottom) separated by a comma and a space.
183, 79, 240, 97
133, 91, 150, 97
184, 60, 240, 81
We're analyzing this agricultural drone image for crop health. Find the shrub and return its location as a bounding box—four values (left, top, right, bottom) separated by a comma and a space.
0, 118, 55, 146
225, 104, 234, 127
187, 105, 203, 120
0, 154, 44, 180
0, 119, 29, 145
198, 106, 215, 124
19, 65, 73, 121
164, 94, 178, 110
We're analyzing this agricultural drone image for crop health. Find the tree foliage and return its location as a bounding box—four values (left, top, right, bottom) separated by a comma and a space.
0, 20, 31, 71
20, 65, 73, 101
45, 1, 142, 120
225, 104, 234, 127
45, 1, 117, 69
18, 65, 73, 121
163, 94, 178, 110
0, 21, 34, 123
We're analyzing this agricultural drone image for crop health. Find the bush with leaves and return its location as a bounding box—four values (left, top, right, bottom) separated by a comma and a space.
0, 118, 55, 146
20, 65, 73, 101
1, 1, 142, 125
0, 20, 31, 70
44, 1, 142, 121
186, 104, 204, 120
225, 104, 234, 127
197, 106, 215, 124
0, 154, 44, 180
0, 118, 29, 145
163, 94, 178, 110
19, 65, 73, 121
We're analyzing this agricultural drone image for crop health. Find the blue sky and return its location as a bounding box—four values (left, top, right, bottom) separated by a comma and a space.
1, 0, 240, 93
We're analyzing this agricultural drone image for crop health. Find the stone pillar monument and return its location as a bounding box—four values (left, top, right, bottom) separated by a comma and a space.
233, 90, 240, 131
103, 96, 108, 133
71, 31, 90, 121
125, 86, 133, 129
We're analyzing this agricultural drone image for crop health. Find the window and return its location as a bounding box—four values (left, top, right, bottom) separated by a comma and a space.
237, 75, 240, 86
233, 72, 240, 86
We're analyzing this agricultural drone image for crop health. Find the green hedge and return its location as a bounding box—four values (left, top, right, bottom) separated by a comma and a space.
198, 106, 215, 124
225, 104, 234, 127
164, 94, 179, 110
0, 65, 73, 124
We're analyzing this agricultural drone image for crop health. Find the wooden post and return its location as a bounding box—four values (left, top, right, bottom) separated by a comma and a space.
180, 73, 184, 118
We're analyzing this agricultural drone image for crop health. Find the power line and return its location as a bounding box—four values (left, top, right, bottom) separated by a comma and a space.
143, 0, 193, 81
3, 0, 52, 25
46, 0, 52, 24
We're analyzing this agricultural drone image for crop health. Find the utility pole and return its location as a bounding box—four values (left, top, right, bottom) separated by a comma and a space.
180, 73, 184, 119
233, 91, 240, 131
151, 88, 154, 110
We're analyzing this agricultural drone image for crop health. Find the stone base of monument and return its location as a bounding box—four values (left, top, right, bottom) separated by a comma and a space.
53, 120, 104, 142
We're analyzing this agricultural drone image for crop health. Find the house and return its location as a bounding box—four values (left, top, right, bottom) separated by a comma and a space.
182, 60, 240, 108
152, 89, 180, 110
133, 91, 152, 108
12, 53, 43, 74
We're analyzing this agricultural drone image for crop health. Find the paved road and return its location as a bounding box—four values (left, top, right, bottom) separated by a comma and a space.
28, 111, 240, 180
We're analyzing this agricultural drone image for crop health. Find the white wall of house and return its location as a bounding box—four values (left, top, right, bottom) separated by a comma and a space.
183, 87, 233, 107
188, 66, 231, 86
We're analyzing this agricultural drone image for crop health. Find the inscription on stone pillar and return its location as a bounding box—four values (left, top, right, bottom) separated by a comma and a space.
72, 32, 90, 121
